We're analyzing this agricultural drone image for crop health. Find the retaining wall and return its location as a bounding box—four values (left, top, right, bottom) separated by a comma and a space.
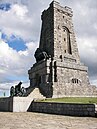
0, 97, 13, 112
0, 98, 96, 117
28, 102, 96, 117
0, 97, 33, 112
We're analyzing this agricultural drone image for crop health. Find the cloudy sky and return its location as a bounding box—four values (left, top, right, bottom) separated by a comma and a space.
0, 0, 97, 96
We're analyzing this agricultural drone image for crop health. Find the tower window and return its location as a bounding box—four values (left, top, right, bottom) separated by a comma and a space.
72, 78, 80, 84
64, 29, 66, 32
64, 38, 66, 41
58, 25, 60, 29
63, 16, 64, 18
77, 79, 78, 83
60, 55, 62, 59
63, 26, 72, 55
59, 55, 63, 62
72, 79, 74, 83
57, 9, 60, 12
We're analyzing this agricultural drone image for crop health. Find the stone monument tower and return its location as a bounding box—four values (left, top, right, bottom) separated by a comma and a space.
28, 1, 97, 98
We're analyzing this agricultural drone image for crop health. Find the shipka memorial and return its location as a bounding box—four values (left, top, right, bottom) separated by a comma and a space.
28, 1, 97, 98
0, 1, 97, 113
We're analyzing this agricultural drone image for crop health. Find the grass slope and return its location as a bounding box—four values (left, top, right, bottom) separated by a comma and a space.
40, 97, 97, 104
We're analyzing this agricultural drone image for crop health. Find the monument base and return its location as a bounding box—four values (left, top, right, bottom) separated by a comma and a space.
0, 88, 45, 112
0, 97, 33, 112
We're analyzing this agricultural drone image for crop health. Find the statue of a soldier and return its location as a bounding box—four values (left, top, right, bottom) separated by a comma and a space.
10, 81, 26, 97
15, 81, 22, 96
10, 86, 15, 97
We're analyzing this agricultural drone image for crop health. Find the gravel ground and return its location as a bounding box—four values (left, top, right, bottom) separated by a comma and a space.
0, 112, 97, 129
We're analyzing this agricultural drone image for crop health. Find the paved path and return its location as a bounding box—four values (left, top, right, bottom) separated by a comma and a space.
0, 112, 97, 129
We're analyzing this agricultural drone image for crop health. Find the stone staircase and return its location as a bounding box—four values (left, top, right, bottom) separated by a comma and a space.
25, 86, 45, 100
28, 88, 45, 99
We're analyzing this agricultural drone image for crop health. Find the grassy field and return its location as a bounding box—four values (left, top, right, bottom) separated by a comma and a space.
40, 97, 97, 104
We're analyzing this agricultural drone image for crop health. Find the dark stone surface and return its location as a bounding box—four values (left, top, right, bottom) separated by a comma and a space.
34, 48, 49, 62
28, 102, 96, 117
10, 82, 26, 97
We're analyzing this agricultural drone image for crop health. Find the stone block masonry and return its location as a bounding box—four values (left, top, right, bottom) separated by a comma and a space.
28, 1, 97, 98
0, 97, 96, 117
28, 102, 96, 117
0, 97, 13, 112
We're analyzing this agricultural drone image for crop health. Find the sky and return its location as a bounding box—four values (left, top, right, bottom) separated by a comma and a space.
0, 0, 97, 96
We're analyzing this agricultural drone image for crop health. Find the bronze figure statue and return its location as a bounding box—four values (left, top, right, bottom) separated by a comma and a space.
10, 82, 26, 97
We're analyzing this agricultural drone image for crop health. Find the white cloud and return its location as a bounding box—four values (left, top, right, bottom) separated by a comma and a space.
12, 4, 28, 17
0, 4, 33, 41
0, 39, 38, 83
77, 37, 97, 80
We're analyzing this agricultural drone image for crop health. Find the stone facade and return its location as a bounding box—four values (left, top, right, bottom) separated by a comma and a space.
28, 1, 97, 98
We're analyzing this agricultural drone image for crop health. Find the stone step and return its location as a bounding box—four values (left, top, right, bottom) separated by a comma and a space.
28, 88, 45, 100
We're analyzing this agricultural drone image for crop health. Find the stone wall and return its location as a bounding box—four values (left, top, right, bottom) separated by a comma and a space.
0, 97, 33, 112
0, 97, 96, 116
53, 1, 80, 63
28, 102, 96, 117
39, 2, 54, 57
0, 97, 13, 112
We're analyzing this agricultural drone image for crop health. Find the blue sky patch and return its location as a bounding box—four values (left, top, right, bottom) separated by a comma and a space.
2, 33, 27, 51
0, 3, 11, 11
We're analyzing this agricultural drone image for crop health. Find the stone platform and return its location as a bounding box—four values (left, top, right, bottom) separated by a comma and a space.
0, 88, 45, 112
0, 95, 97, 117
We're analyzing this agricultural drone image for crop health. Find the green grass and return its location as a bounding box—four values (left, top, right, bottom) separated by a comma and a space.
40, 97, 97, 104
